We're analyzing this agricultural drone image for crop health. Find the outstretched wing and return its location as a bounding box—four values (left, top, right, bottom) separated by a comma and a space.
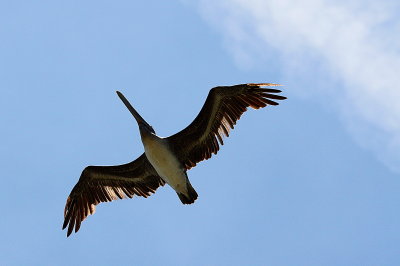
167, 83, 286, 169
63, 153, 165, 237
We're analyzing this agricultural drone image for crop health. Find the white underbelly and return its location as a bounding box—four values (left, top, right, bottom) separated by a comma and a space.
143, 137, 187, 194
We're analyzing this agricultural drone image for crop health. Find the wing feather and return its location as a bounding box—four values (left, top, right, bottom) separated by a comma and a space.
167, 83, 286, 169
62, 153, 165, 237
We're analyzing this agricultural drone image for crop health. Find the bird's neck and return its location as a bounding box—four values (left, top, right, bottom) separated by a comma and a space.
139, 127, 158, 142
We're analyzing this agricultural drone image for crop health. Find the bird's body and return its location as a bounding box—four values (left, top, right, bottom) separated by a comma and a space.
63, 83, 286, 236
140, 130, 196, 202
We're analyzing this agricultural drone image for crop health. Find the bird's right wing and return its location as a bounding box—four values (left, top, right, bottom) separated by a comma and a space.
167, 83, 286, 169
62, 153, 165, 237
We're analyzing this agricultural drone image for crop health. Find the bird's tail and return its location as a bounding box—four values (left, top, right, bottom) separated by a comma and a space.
177, 182, 198, 205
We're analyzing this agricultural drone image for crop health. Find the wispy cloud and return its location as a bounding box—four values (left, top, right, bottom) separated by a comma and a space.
194, 0, 400, 172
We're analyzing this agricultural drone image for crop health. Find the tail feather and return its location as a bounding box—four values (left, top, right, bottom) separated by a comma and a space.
177, 182, 198, 204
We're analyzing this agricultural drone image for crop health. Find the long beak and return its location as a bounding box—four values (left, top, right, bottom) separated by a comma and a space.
116, 91, 152, 129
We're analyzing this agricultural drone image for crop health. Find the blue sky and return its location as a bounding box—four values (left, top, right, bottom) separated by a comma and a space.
1, 1, 399, 265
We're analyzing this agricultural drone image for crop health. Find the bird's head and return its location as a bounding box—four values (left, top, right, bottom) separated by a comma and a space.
116, 91, 156, 135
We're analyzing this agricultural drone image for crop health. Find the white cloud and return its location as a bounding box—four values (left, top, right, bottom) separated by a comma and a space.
194, 0, 400, 173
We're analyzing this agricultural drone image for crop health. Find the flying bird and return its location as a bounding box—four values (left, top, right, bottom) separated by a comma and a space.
63, 83, 286, 236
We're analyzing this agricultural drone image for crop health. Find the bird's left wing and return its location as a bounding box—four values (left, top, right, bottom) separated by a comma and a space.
166, 83, 286, 170
63, 153, 165, 237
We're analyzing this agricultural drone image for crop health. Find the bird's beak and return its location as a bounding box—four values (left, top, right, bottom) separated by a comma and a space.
116, 91, 154, 132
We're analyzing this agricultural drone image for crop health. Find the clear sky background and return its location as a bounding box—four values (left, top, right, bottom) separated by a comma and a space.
1, 1, 400, 265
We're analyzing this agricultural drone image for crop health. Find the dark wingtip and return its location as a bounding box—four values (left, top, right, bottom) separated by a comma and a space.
260, 88, 283, 93
62, 219, 73, 237
62, 220, 68, 230
67, 221, 74, 237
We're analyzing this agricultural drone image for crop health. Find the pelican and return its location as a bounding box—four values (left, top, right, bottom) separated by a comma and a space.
63, 83, 286, 236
